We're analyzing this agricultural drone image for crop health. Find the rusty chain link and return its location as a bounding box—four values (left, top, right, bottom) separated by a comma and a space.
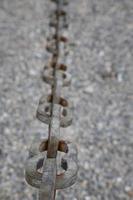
25, 0, 78, 199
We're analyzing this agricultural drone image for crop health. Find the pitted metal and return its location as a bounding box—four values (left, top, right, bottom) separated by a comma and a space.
36, 95, 73, 127
25, 139, 78, 190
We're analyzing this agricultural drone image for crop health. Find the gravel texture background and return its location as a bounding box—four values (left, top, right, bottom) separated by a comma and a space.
0, 0, 133, 199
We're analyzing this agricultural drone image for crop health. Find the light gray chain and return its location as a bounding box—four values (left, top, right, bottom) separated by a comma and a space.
25, 0, 78, 199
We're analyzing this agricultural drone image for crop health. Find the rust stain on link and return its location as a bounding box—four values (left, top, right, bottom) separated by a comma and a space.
47, 94, 68, 107
53, 34, 68, 43
45, 60, 67, 71
39, 139, 68, 153
54, 10, 67, 16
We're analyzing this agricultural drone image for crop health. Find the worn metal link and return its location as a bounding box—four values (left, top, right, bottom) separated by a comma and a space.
42, 65, 71, 86
25, 0, 78, 199
36, 94, 73, 127
25, 140, 78, 189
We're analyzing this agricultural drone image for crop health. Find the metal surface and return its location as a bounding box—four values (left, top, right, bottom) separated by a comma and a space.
25, 140, 78, 190
36, 95, 73, 127
25, 0, 78, 199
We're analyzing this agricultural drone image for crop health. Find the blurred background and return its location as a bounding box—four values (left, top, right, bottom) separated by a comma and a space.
0, 0, 133, 199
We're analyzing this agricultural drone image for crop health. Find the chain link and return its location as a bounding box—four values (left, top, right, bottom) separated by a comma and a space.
25, 0, 78, 199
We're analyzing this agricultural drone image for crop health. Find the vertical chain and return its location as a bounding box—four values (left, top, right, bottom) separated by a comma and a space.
39, 1, 63, 198
25, 0, 78, 199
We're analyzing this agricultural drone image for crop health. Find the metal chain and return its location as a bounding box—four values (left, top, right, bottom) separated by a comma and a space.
25, 0, 78, 199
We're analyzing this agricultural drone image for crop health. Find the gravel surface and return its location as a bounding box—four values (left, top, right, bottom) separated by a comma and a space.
0, 0, 133, 199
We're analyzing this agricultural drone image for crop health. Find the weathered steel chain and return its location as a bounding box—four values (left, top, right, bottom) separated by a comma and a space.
25, 0, 78, 199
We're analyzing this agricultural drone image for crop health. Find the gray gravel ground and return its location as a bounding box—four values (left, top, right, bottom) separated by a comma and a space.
0, 0, 133, 199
